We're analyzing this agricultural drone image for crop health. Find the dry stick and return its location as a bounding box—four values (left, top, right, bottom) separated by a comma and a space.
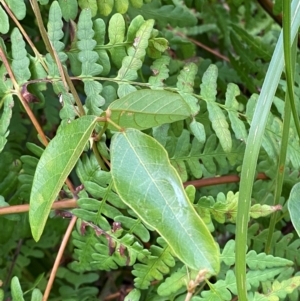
43, 215, 77, 301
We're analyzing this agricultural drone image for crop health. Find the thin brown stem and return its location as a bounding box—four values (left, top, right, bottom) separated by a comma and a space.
183, 172, 268, 188
43, 215, 77, 301
0, 199, 77, 215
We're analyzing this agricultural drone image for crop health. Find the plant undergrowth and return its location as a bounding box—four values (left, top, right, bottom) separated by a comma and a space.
1, 0, 300, 301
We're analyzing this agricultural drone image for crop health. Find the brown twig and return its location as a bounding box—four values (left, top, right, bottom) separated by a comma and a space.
183, 172, 268, 188
43, 216, 77, 301
0, 199, 77, 215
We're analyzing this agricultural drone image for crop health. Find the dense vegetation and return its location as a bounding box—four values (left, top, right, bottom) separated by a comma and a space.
1, 0, 300, 300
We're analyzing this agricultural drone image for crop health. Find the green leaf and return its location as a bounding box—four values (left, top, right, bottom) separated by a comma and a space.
288, 182, 300, 238
225, 83, 247, 142
189, 119, 206, 143
78, 0, 97, 16
93, 19, 111, 75
6, 0, 26, 20
11, 276, 24, 301
58, 0, 78, 21
116, 19, 154, 81
246, 250, 293, 270
110, 128, 220, 273
11, 28, 31, 84
30, 289, 43, 301
29, 115, 98, 241
0, 95, 14, 152
124, 289, 141, 301
149, 55, 170, 88
108, 13, 126, 67
77, 8, 102, 76
108, 89, 191, 130
200, 64, 218, 102
157, 266, 198, 297
129, 0, 197, 28
208, 102, 232, 152
201, 65, 231, 152
132, 237, 176, 289
0, 6, 9, 34
97, 0, 114, 16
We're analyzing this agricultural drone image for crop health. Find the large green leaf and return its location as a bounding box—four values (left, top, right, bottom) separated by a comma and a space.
108, 89, 191, 130
29, 115, 98, 241
110, 128, 220, 274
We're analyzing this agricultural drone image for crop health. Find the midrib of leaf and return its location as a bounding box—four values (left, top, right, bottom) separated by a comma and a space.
119, 132, 213, 270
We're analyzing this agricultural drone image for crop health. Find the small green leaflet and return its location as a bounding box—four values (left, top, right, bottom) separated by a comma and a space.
29, 115, 98, 241
108, 89, 192, 130
111, 128, 220, 274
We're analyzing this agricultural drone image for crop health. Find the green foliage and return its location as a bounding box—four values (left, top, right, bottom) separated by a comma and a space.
1, 1, 300, 301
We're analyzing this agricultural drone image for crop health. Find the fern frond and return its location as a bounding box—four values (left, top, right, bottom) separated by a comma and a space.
149, 55, 170, 88
0, 95, 13, 152
129, 0, 197, 28
177, 62, 199, 115
71, 223, 150, 272
200, 64, 232, 152
116, 17, 154, 96
56, 267, 99, 300
225, 83, 247, 142
108, 13, 127, 68
164, 130, 244, 182
77, 9, 102, 77
93, 19, 111, 75
132, 237, 176, 289
46, 1, 77, 121
157, 266, 198, 297
196, 191, 279, 228
76, 9, 105, 115
11, 28, 31, 85
249, 227, 300, 266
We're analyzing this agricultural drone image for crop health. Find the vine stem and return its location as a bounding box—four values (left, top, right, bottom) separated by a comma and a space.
0, 173, 269, 216
43, 216, 77, 301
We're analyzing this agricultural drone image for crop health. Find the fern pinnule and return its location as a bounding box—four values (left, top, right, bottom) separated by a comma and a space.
132, 237, 176, 289
149, 55, 170, 88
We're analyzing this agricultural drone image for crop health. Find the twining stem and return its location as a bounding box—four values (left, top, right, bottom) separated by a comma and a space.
43, 216, 77, 301
0, 172, 269, 216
